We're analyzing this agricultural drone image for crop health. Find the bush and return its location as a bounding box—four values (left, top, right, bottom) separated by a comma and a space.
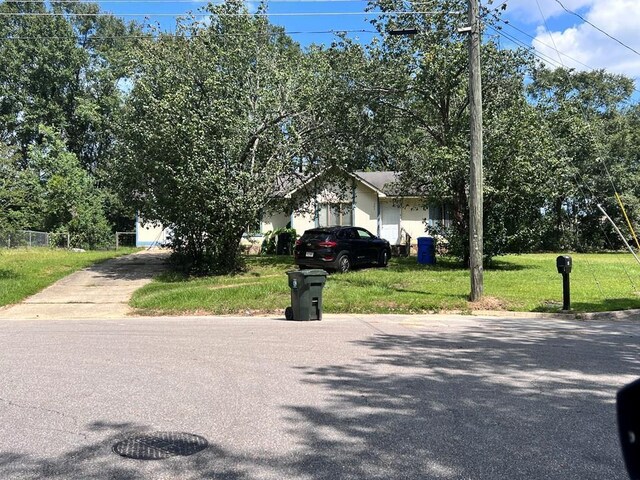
261, 228, 297, 255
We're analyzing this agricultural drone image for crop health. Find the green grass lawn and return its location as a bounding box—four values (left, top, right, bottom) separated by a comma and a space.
0, 247, 140, 307
130, 253, 640, 315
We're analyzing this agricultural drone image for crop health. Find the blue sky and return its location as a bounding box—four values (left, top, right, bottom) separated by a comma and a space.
101, 0, 640, 88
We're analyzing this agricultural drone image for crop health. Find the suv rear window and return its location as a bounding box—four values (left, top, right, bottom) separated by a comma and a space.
300, 230, 332, 242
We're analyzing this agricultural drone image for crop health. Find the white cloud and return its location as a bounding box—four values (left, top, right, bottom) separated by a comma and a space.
502, 0, 640, 79
502, 0, 595, 21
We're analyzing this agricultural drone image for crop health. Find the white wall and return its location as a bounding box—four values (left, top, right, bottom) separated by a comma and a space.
291, 208, 315, 234
136, 217, 171, 247
137, 190, 436, 249
400, 199, 430, 243
353, 183, 379, 234
261, 211, 290, 233
260, 181, 412, 242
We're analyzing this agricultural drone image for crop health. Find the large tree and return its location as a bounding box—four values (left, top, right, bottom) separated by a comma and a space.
0, 143, 39, 235
529, 67, 639, 251
116, 1, 329, 273
0, 0, 139, 171
0, 0, 140, 238
353, 0, 556, 263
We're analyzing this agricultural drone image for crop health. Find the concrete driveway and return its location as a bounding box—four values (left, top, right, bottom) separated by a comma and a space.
0, 249, 169, 320
0, 314, 638, 479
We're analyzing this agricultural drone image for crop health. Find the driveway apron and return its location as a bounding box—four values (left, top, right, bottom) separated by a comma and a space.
0, 249, 168, 319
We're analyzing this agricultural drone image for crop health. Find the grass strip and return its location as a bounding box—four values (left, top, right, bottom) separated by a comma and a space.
130, 253, 640, 315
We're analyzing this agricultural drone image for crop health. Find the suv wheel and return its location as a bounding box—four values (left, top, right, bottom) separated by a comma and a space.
337, 253, 351, 273
379, 250, 389, 267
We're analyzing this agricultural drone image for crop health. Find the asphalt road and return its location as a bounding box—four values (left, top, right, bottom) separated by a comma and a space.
0, 314, 638, 479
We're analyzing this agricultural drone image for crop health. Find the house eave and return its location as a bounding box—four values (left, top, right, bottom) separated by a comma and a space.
348, 171, 387, 197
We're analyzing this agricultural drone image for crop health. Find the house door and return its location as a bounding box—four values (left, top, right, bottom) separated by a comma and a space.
380, 202, 400, 244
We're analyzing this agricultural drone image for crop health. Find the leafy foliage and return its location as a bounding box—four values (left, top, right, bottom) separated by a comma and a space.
529, 67, 639, 251
0, 0, 139, 243
261, 228, 297, 255
0, 143, 40, 234
27, 127, 112, 248
116, 1, 331, 273
348, 0, 558, 263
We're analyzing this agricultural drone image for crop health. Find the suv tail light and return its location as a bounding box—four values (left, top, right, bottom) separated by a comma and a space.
318, 241, 337, 248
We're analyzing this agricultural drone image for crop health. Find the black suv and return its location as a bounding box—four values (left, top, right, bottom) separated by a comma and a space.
294, 226, 391, 273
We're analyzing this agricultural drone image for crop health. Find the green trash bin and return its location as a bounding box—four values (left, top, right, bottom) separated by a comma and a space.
285, 269, 328, 321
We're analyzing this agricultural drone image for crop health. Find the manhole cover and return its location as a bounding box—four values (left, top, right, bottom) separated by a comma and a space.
113, 432, 208, 460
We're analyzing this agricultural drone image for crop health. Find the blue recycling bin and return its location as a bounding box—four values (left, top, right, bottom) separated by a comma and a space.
417, 237, 436, 265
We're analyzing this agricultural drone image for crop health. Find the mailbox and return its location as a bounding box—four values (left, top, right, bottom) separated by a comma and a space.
556, 255, 572, 274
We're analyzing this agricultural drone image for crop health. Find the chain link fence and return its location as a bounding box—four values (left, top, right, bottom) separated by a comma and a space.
0, 230, 70, 249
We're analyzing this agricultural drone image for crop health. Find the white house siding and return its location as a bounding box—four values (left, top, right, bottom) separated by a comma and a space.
353, 183, 379, 235
291, 209, 315, 234
261, 211, 290, 233
399, 199, 430, 243
136, 217, 171, 247
260, 183, 429, 244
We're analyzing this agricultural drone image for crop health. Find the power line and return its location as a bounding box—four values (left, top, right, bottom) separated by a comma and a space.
0, 0, 370, 2
553, 0, 640, 58
0, 10, 446, 17
535, 0, 562, 66
491, 21, 640, 98
498, 20, 594, 71
486, 25, 565, 69
0, 28, 379, 40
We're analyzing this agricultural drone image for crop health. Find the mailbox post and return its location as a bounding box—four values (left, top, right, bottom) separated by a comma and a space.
556, 255, 572, 311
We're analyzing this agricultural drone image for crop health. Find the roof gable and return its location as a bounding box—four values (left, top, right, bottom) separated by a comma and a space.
276, 170, 406, 199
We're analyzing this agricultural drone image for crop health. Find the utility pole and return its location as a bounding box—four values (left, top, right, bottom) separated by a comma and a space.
389, 1, 483, 300
467, 0, 483, 301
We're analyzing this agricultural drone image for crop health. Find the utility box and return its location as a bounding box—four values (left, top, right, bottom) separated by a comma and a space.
556, 255, 572, 274
285, 269, 328, 321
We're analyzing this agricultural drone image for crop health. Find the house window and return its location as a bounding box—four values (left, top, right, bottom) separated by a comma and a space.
428, 205, 442, 227
318, 203, 353, 227
428, 204, 452, 228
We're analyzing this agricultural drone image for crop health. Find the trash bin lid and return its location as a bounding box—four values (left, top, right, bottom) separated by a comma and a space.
287, 269, 327, 276
297, 269, 328, 276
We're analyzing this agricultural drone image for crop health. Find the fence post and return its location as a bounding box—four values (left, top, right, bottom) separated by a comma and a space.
116, 232, 119, 250
28, 231, 32, 247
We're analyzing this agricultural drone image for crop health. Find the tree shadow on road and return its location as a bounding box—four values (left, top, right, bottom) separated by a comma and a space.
283, 319, 640, 479
1, 320, 638, 479
0, 420, 257, 480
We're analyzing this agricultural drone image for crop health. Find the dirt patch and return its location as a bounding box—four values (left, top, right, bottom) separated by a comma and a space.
468, 296, 509, 311
372, 300, 401, 309
130, 307, 283, 317
208, 282, 263, 290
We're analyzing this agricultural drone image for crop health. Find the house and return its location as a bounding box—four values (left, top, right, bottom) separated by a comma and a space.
135, 171, 450, 252
259, 171, 450, 253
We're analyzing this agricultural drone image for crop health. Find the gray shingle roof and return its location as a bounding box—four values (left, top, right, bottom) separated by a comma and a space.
273, 170, 413, 198
353, 171, 401, 196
